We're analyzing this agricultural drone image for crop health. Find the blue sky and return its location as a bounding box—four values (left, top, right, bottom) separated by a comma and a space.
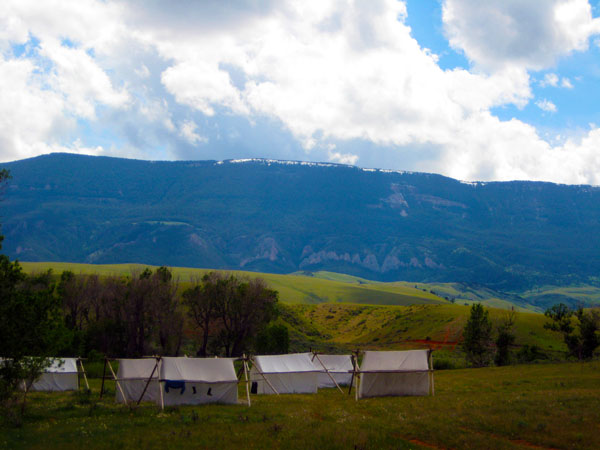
1, 0, 600, 185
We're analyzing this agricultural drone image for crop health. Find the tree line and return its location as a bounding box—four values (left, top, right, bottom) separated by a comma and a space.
54, 268, 287, 359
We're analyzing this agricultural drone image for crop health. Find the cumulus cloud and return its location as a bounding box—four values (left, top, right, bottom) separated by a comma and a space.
539, 73, 574, 89
0, 54, 72, 161
540, 73, 560, 87
536, 99, 558, 112
41, 41, 130, 119
0, 0, 599, 185
561, 77, 574, 88
179, 120, 207, 145
442, 0, 600, 71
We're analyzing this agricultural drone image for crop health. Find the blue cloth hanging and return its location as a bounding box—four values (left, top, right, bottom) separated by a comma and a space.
164, 380, 186, 394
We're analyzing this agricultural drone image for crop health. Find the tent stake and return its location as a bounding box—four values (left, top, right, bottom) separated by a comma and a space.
137, 357, 160, 405
313, 353, 344, 394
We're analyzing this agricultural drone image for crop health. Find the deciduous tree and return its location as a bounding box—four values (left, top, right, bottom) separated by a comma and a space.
545, 303, 600, 360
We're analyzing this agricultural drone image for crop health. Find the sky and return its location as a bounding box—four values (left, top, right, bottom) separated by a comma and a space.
1, 0, 600, 185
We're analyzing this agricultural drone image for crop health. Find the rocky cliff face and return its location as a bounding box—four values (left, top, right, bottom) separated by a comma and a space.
2, 153, 599, 289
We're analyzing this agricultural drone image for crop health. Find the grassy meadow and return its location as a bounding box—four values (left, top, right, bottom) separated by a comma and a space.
1, 361, 599, 449
10, 261, 598, 449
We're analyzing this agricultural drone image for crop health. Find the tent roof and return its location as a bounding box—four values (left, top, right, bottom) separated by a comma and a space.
160, 357, 237, 383
45, 358, 78, 373
253, 353, 320, 374
360, 350, 429, 372
117, 358, 159, 379
314, 354, 353, 373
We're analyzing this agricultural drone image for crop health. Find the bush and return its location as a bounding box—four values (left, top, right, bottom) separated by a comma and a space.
255, 324, 289, 355
516, 345, 547, 363
433, 359, 457, 370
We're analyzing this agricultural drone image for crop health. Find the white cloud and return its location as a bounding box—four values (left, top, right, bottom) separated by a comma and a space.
40, 41, 130, 119
442, 0, 600, 71
179, 120, 207, 145
162, 61, 248, 116
561, 77, 574, 88
536, 99, 558, 112
540, 73, 559, 87
328, 150, 359, 165
0, 55, 70, 161
0, 0, 599, 186
540, 73, 574, 89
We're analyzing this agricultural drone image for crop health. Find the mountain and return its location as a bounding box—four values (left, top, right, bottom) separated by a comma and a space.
2, 153, 599, 291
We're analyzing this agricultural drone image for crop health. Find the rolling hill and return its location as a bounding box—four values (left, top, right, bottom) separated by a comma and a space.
20, 262, 447, 306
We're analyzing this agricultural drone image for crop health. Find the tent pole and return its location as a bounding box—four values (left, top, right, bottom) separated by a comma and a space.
348, 355, 356, 395
137, 357, 159, 406
79, 358, 90, 391
428, 349, 435, 396
242, 354, 251, 407
107, 359, 127, 405
313, 353, 344, 394
100, 358, 107, 398
251, 357, 279, 395
159, 359, 165, 411
354, 350, 360, 401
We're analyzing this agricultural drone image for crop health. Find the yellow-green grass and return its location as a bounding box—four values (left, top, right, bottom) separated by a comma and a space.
522, 285, 600, 305
281, 303, 566, 366
2, 362, 599, 449
20, 262, 446, 306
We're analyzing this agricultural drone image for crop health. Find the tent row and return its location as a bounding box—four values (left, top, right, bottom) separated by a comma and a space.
16, 350, 434, 406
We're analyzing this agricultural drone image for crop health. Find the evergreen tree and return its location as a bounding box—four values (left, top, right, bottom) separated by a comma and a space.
494, 311, 516, 366
461, 303, 493, 367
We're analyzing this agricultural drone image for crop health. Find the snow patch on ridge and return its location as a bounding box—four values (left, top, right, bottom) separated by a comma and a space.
216, 158, 415, 175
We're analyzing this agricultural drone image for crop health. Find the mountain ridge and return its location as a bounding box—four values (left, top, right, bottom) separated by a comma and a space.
2, 152, 599, 291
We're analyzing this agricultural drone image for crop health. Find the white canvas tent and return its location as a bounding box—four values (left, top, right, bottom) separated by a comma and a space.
250, 353, 320, 394
313, 354, 353, 388
357, 350, 433, 399
115, 358, 160, 404
27, 358, 80, 392
158, 357, 238, 407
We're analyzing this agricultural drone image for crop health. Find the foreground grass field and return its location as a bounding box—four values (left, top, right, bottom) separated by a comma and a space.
1, 361, 598, 449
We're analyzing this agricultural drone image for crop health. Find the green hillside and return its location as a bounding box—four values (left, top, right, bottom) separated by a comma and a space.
521, 285, 600, 310
20, 262, 567, 364
21, 262, 447, 306
280, 303, 564, 364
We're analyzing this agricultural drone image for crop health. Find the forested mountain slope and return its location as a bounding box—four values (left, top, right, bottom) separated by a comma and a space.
3, 153, 599, 290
